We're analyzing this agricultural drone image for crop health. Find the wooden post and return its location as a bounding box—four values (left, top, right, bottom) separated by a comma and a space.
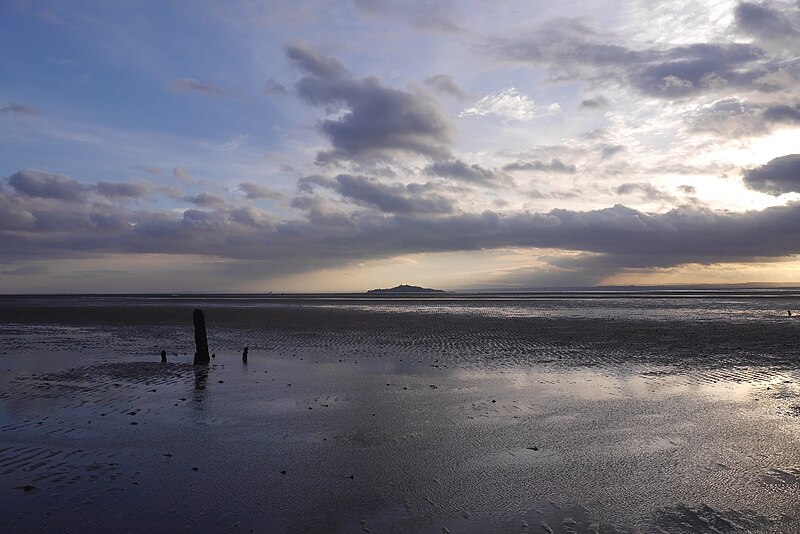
193, 309, 210, 365
242, 346, 248, 363
161, 350, 167, 363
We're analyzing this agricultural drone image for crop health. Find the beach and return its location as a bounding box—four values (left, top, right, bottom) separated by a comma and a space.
1, 294, 799, 532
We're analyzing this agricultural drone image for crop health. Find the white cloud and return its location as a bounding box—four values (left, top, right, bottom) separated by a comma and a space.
460, 88, 539, 121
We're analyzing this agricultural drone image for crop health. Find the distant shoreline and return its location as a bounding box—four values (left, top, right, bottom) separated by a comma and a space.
366, 284, 446, 294
4, 289, 800, 300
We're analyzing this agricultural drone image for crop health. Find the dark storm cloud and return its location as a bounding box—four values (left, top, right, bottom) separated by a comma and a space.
286, 43, 452, 163
424, 74, 468, 100
503, 159, 577, 173
735, 2, 800, 39
0, 103, 38, 115
743, 154, 800, 195
298, 174, 454, 214
6, 168, 800, 278
425, 160, 507, 185
94, 181, 148, 199
273, 202, 800, 274
8, 170, 85, 202
496, 18, 780, 97
168, 77, 225, 96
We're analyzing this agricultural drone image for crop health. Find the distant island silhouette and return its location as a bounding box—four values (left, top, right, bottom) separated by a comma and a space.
367, 284, 445, 294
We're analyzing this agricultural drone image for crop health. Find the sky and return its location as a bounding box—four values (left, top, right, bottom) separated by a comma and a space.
1, 0, 800, 293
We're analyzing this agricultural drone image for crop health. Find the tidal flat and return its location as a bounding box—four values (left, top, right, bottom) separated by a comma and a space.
1, 294, 799, 533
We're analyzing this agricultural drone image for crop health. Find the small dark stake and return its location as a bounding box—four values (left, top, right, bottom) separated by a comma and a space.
242, 346, 249, 363
160, 350, 167, 363
193, 309, 210, 365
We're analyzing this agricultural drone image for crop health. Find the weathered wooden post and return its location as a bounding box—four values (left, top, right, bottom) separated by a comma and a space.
193, 309, 210, 365
242, 346, 249, 363
161, 349, 167, 363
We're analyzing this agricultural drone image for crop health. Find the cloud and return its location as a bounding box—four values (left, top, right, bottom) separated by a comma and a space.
743, 154, 800, 195
352, 0, 466, 34
0, 103, 38, 115
1, 266, 48, 276
425, 159, 507, 185
735, 2, 800, 40
412, 16, 465, 34
424, 74, 468, 100
632, 43, 765, 97
299, 174, 454, 214
95, 181, 148, 199
264, 79, 288, 95
503, 159, 577, 173
763, 102, 800, 123
168, 77, 225, 96
182, 192, 228, 208
8, 170, 85, 202
496, 18, 778, 98
228, 205, 274, 229
286, 42, 348, 78
690, 97, 800, 139
7, 166, 800, 282
460, 88, 538, 120
600, 144, 625, 159
237, 182, 284, 200
173, 166, 192, 183
689, 97, 768, 138
134, 165, 161, 175
614, 182, 676, 202
579, 95, 610, 110
287, 42, 452, 163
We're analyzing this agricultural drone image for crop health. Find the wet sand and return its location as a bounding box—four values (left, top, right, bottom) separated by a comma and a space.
1, 297, 800, 532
